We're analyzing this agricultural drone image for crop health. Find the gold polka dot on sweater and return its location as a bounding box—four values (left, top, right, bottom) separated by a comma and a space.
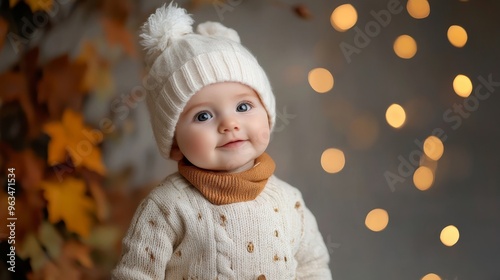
273, 254, 280, 261
257, 275, 266, 280
220, 214, 227, 226
295, 201, 301, 209
175, 250, 182, 257
247, 242, 254, 253
274, 230, 279, 237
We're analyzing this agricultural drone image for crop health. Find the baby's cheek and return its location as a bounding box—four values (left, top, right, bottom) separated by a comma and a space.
256, 130, 270, 146
188, 131, 213, 153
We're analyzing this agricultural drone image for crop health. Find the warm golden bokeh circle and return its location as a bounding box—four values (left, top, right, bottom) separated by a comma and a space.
385, 104, 406, 128
407, 0, 431, 19
448, 25, 468, 47
365, 208, 389, 232
308, 68, 334, 93
440, 225, 460, 246
394, 35, 418, 59
413, 166, 434, 191
421, 273, 442, 280
321, 148, 345, 173
424, 136, 444, 161
453, 74, 473, 97
330, 4, 358, 32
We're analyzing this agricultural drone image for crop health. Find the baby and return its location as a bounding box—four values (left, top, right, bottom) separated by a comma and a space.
112, 3, 332, 279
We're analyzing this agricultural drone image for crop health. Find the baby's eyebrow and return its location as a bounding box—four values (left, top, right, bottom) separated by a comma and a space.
232, 91, 260, 101
182, 102, 211, 116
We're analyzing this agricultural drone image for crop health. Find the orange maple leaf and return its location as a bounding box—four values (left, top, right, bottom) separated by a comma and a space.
43, 109, 106, 175
41, 177, 95, 237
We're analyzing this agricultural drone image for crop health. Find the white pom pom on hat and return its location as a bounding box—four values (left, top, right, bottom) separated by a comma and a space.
140, 2, 276, 160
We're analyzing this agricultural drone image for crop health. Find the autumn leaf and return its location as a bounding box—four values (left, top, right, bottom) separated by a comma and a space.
37, 55, 88, 119
101, 17, 136, 57
75, 41, 115, 97
41, 177, 95, 237
0, 17, 8, 50
43, 109, 106, 175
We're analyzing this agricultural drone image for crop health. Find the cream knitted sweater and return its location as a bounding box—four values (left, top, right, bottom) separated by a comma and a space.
112, 173, 332, 279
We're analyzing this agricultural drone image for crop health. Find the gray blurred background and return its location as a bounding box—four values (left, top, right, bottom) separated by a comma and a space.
1, 0, 499, 279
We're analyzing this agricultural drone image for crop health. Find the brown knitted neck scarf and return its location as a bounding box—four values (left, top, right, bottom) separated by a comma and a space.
178, 153, 275, 205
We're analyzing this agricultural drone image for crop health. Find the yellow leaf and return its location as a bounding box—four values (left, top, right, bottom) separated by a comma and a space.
43, 109, 106, 175
41, 177, 95, 237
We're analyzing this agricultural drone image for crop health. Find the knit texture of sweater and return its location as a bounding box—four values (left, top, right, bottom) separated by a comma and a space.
112, 172, 332, 279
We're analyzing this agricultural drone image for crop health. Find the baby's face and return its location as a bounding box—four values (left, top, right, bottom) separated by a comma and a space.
175, 82, 270, 173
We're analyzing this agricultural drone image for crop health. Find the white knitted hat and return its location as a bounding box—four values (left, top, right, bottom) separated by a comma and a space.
140, 2, 276, 159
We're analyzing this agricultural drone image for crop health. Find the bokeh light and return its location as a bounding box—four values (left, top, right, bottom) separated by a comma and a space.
453, 74, 473, 97
422, 273, 442, 280
407, 0, 430, 19
413, 166, 434, 191
308, 68, 334, 93
365, 208, 389, 232
330, 4, 358, 32
385, 104, 406, 128
447, 25, 468, 47
440, 225, 460, 246
321, 148, 345, 173
424, 136, 444, 161
394, 35, 417, 59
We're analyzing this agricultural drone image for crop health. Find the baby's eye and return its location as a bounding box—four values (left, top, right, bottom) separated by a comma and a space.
236, 102, 252, 112
195, 111, 212, 122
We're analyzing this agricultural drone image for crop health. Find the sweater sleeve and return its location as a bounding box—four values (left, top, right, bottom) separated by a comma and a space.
112, 197, 177, 280
295, 203, 332, 279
